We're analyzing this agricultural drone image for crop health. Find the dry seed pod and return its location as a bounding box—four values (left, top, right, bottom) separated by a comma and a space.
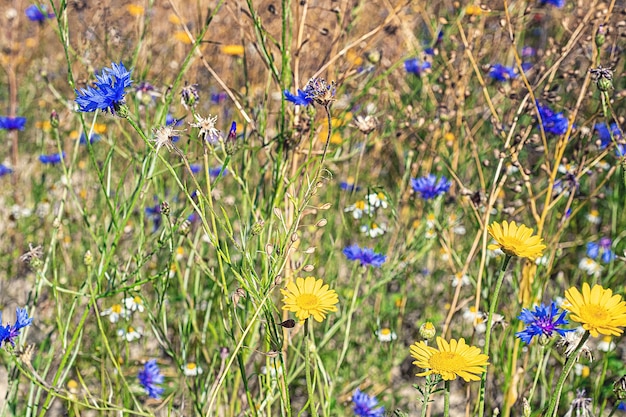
274, 275, 282, 286
265, 244, 274, 256
304, 246, 316, 254
319, 203, 332, 210
291, 233, 299, 242
303, 264, 315, 272
316, 219, 328, 227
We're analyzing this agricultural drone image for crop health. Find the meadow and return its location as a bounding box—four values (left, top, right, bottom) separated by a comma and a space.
1, 0, 626, 416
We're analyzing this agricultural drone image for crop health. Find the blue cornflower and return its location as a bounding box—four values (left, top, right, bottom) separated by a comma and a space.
0, 116, 27, 131
340, 179, 360, 192
0, 164, 13, 177
539, 0, 565, 7
284, 89, 313, 106
488, 64, 517, 81
1, 307, 33, 347
515, 301, 572, 344
586, 238, 614, 263
209, 167, 227, 178
25, 4, 54, 22
145, 204, 162, 232
410, 174, 451, 200
353, 388, 385, 417
404, 58, 431, 75
138, 359, 164, 399
79, 133, 101, 144
595, 122, 622, 149
343, 244, 386, 267
536, 102, 569, 135
75, 62, 133, 114
39, 152, 65, 164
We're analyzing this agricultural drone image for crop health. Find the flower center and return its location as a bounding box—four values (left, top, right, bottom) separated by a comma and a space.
429, 351, 467, 372
579, 304, 610, 324
296, 294, 320, 310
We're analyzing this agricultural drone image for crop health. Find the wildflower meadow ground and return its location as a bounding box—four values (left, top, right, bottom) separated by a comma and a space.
2, 0, 626, 416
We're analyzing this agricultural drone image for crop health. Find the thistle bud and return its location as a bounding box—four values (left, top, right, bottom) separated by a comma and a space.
50, 110, 59, 128
595, 25, 607, 48
251, 219, 265, 236
180, 84, 199, 109
160, 201, 170, 217
179, 219, 191, 235
614, 375, 626, 400
597, 76, 613, 92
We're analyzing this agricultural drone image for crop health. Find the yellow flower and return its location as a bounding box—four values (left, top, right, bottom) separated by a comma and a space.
126, 4, 144, 16
220, 44, 245, 56
281, 277, 338, 322
487, 220, 546, 260
465, 4, 483, 16
564, 283, 626, 337
410, 337, 489, 382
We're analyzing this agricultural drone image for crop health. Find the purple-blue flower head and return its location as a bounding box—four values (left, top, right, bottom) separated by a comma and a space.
0, 164, 13, 177
353, 388, 385, 417
343, 244, 386, 267
138, 359, 164, 399
404, 58, 431, 75
79, 133, 101, 144
25, 4, 54, 22
595, 122, 622, 149
0, 116, 27, 131
488, 64, 517, 82
539, 0, 565, 7
586, 239, 614, 264
75, 62, 133, 114
515, 301, 572, 344
284, 89, 313, 106
39, 152, 65, 164
410, 174, 451, 200
536, 102, 569, 136
1, 307, 33, 347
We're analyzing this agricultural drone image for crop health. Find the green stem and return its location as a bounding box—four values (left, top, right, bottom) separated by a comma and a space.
444, 380, 450, 417
527, 345, 549, 405
478, 254, 511, 417
304, 320, 318, 417
544, 331, 591, 417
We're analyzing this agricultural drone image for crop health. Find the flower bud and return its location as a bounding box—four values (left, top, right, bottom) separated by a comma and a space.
251, 219, 265, 236
419, 321, 436, 340
597, 77, 613, 92
84, 250, 93, 266
160, 201, 170, 217
595, 25, 607, 48
614, 375, 626, 400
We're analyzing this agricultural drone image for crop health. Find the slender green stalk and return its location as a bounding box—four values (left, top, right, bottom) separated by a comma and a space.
544, 332, 591, 417
305, 319, 318, 417
478, 254, 511, 417
444, 381, 450, 417
527, 345, 549, 405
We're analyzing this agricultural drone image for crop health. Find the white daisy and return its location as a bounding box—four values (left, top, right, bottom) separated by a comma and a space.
183, 362, 203, 376
375, 327, 397, 342
117, 326, 142, 342
100, 303, 129, 323
578, 257, 603, 276
366, 192, 388, 209
123, 296, 145, 313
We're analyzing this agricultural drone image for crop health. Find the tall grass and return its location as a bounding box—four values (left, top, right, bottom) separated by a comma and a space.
1, 0, 625, 416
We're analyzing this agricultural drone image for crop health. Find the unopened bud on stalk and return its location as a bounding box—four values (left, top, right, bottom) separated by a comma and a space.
596, 25, 607, 48
419, 321, 436, 340
160, 201, 170, 217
